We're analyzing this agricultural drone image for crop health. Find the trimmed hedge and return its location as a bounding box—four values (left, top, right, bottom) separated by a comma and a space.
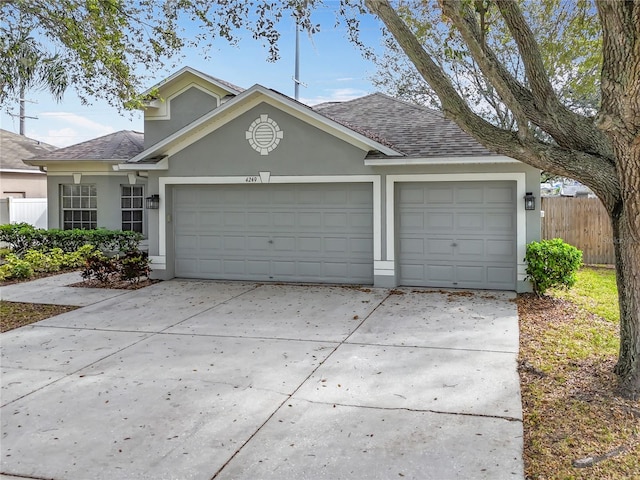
0, 223, 141, 255
525, 238, 583, 296
0, 245, 98, 281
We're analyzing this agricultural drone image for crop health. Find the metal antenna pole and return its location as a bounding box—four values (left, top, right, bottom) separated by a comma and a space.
294, 21, 300, 101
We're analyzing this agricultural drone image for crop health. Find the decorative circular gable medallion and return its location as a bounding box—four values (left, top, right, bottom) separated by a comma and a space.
245, 114, 284, 155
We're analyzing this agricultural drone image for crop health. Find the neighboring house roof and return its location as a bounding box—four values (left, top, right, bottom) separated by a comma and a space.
0, 129, 57, 172
313, 93, 496, 158
25, 130, 144, 163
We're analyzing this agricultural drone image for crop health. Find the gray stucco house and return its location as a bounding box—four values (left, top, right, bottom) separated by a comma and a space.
25, 67, 540, 291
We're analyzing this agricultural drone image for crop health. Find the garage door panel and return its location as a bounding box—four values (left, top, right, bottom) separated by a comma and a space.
399, 238, 424, 255
456, 213, 484, 230
399, 186, 425, 204
199, 235, 223, 251
398, 182, 516, 290
427, 187, 455, 204
324, 262, 349, 277
487, 239, 515, 257
199, 211, 223, 228
426, 212, 455, 230
272, 212, 296, 227
486, 212, 514, 231
271, 261, 295, 276
175, 211, 197, 228
247, 260, 270, 275
350, 237, 373, 254
298, 237, 322, 251
423, 238, 453, 256
428, 264, 455, 282
456, 265, 484, 282
350, 212, 373, 229
174, 184, 373, 283
456, 185, 484, 203
247, 236, 270, 250
487, 266, 515, 285
300, 212, 322, 227
457, 239, 484, 256
487, 187, 513, 204
400, 212, 424, 230
325, 213, 348, 228
325, 237, 347, 253
200, 259, 222, 274
247, 212, 270, 227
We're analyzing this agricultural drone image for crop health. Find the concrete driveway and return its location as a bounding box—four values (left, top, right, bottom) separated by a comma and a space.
1, 274, 523, 479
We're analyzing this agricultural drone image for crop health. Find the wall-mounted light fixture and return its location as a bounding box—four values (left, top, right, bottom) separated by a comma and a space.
524, 192, 536, 211
145, 194, 160, 210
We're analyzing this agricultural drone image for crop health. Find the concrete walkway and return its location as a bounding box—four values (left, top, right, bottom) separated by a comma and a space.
1, 275, 524, 479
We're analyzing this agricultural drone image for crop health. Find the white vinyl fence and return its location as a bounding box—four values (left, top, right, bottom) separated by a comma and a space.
0, 198, 48, 229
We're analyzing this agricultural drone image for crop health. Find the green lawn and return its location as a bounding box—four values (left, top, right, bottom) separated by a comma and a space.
551, 266, 619, 323
519, 266, 639, 479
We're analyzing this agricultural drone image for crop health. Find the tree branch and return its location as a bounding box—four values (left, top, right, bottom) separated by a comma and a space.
438, 0, 532, 140
439, 0, 614, 161
494, 0, 557, 108
365, 0, 619, 209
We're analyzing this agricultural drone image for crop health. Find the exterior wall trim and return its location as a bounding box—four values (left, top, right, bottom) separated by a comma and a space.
386, 172, 528, 283
365, 155, 520, 166
155, 175, 382, 271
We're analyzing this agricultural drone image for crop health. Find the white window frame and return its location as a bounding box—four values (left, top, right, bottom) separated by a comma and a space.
120, 184, 145, 234
61, 184, 97, 230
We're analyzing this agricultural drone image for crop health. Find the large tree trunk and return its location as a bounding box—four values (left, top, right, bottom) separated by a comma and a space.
608, 143, 640, 400
597, 0, 640, 400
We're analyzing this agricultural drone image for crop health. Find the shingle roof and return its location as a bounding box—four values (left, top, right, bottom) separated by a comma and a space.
0, 129, 58, 170
313, 93, 496, 158
28, 130, 144, 161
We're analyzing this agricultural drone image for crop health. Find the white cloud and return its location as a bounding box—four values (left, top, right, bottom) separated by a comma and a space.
301, 88, 369, 106
28, 112, 116, 147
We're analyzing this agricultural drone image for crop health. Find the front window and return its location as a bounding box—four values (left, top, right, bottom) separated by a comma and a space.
121, 185, 144, 233
61, 184, 97, 230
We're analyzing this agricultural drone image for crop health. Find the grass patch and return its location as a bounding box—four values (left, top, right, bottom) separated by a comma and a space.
518, 266, 639, 479
0, 300, 78, 332
550, 266, 619, 323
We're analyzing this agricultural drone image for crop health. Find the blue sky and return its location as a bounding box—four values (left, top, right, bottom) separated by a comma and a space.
0, 8, 385, 148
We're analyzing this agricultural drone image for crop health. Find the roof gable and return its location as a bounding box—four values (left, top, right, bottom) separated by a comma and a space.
122, 85, 402, 168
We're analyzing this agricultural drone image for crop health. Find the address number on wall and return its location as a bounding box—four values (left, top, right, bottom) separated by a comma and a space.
245, 176, 260, 183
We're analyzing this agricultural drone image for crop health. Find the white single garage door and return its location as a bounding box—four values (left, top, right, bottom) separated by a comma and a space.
174, 183, 373, 284
397, 181, 516, 290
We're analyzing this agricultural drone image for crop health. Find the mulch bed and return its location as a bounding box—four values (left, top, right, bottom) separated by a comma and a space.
68, 278, 160, 290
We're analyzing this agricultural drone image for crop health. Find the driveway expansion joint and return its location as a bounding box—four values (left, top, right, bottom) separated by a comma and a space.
210, 290, 394, 479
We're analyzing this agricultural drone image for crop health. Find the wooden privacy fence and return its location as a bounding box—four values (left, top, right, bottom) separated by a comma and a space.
541, 197, 614, 265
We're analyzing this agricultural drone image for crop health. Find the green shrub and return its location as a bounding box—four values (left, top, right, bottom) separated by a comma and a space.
62, 244, 97, 268
119, 250, 151, 283
81, 249, 151, 285
0, 223, 141, 255
0, 245, 102, 281
0, 253, 34, 280
525, 238, 583, 296
81, 251, 118, 284
24, 249, 62, 272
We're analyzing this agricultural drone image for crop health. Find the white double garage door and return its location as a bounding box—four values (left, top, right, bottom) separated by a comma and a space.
174, 181, 517, 289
